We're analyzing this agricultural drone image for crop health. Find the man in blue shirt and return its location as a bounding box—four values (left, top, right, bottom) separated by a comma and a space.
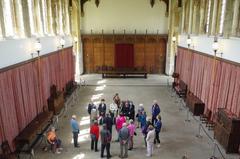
71, 115, 80, 147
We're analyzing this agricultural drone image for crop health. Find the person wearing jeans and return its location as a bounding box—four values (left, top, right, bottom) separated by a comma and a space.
70, 115, 80, 148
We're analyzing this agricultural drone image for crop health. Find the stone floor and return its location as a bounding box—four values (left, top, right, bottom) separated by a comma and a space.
22, 75, 239, 159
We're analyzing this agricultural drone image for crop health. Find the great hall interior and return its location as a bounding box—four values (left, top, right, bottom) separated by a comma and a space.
0, 0, 240, 159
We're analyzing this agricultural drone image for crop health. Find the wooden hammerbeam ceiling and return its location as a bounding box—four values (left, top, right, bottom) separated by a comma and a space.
80, 0, 169, 17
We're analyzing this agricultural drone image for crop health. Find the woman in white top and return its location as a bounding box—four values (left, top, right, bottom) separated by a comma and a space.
109, 103, 118, 124
146, 125, 155, 157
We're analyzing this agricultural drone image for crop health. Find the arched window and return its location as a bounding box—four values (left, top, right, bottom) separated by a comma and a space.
206, 0, 211, 33
40, 0, 48, 35
2, 0, 15, 37
13, 0, 25, 37
219, 0, 226, 35
27, 0, 36, 36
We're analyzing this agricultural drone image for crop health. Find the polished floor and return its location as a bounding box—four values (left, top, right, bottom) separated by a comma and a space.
21, 75, 239, 159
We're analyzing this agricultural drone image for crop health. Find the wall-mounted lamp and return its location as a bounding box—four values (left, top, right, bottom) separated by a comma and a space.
35, 40, 42, 55
212, 37, 223, 57
186, 35, 192, 48
31, 39, 42, 58
73, 37, 78, 44
212, 37, 219, 54
172, 36, 176, 43
60, 37, 65, 48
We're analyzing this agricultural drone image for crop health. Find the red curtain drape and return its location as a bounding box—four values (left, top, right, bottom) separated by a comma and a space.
0, 47, 75, 150
115, 44, 134, 68
176, 47, 240, 118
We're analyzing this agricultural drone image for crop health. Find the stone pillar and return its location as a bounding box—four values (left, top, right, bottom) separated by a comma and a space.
165, 0, 179, 75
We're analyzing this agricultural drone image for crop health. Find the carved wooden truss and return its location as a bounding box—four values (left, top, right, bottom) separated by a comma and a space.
81, 34, 168, 43
80, 0, 169, 16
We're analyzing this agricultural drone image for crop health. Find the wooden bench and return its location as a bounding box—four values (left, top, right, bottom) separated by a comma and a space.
14, 111, 53, 154
174, 80, 187, 98
1, 141, 16, 159
64, 80, 78, 98
214, 108, 240, 153
48, 91, 65, 115
185, 92, 205, 116
102, 70, 147, 78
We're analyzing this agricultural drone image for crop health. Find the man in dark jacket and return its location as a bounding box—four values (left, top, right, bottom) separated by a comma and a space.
129, 101, 135, 121
98, 99, 107, 117
151, 100, 160, 125
121, 101, 130, 118
103, 113, 113, 134
154, 115, 162, 147
100, 124, 112, 158
88, 101, 96, 115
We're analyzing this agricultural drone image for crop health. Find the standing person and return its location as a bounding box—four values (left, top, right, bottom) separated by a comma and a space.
98, 99, 107, 124
109, 103, 118, 124
103, 113, 113, 134
90, 107, 98, 124
142, 119, 152, 147
129, 101, 135, 121
127, 119, 136, 150
115, 113, 126, 142
119, 123, 130, 158
90, 120, 99, 152
136, 104, 144, 128
151, 100, 160, 125
139, 111, 147, 129
88, 101, 96, 115
113, 93, 121, 115
100, 124, 112, 159
122, 101, 130, 118
70, 115, 80, 148
146, 125, 155, 157
154, 115, 162, 148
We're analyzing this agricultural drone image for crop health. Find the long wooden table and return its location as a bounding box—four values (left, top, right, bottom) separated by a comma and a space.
102, 70, 147, 78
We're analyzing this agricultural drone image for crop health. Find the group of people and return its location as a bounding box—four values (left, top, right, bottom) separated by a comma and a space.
86, 94, 162, 158
45, 93, 162, 158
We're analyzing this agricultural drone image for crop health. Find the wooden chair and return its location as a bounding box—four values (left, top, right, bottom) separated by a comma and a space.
1, 141, 16, 159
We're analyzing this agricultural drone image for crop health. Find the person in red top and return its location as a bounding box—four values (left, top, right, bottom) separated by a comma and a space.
90, 120, 100, 152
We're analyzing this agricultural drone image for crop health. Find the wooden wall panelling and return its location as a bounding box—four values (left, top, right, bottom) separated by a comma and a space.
81, 34, 167, 74
134, 43, 145, 68
83, 40, 94, 73
145, 43, 155, 73
159, 39, 167, 72
104, 42, 115, 67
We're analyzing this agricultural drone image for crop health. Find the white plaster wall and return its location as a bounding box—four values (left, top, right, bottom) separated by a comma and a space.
178, 35, 240, 63
0, 36, 73, 69
81, 0, 168, 34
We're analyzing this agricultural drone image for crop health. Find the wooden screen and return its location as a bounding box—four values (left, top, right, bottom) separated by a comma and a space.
82, 34, 167, 74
